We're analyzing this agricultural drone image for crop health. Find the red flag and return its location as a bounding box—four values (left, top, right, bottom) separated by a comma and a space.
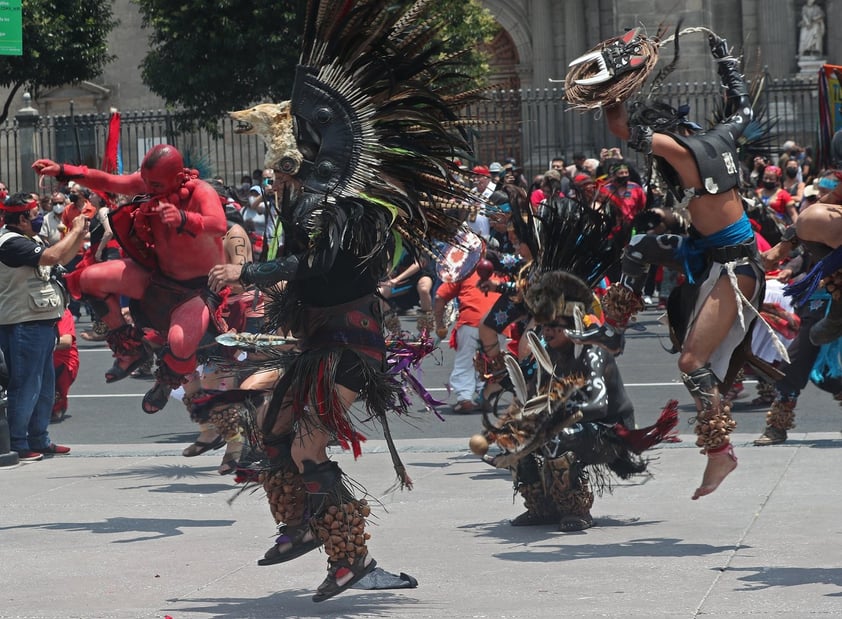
101, 110, 121, 174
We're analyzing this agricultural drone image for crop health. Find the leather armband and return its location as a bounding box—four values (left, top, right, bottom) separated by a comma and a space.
177, 211, 201, 237
57, 164, 88, 183
239, 255, 301, 288
627, 124, 653, 155
175, 211, 188, 234
781, 226, 799, 246
239, 262, 255, 287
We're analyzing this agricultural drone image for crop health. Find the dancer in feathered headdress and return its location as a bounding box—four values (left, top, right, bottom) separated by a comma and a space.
207, 0, 485, 602
470, 268, 679, 532
563, 27, 772, 500
466, 180, 678, 531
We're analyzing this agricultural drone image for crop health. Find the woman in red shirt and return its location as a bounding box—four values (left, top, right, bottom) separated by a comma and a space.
756, 166, 797, 224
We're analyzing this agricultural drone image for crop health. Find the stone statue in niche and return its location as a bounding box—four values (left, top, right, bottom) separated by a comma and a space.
798, 0, 825, 57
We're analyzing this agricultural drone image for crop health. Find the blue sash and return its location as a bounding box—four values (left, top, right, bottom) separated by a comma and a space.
675, 213, 753, 284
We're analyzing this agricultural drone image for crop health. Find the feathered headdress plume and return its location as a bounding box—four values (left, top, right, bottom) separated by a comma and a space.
232, 0, 486, 260
503, 181, 620, 290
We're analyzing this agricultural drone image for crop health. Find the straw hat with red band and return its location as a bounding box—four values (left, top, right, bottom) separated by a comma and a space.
0, 198, 38, 213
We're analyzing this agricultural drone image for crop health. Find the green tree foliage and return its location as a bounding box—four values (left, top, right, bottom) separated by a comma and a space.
428, 0, 499, 81
137, 0, 303, 132
0, 0, 116, 124
137, 0, 498, 131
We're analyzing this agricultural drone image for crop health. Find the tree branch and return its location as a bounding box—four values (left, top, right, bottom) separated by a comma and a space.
0, 82, 24, 125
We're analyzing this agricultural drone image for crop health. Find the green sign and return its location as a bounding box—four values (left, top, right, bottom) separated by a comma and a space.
0, 1, 22, 56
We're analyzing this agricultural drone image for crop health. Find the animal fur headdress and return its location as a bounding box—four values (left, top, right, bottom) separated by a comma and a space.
524, 271, 595, 325
231, 0, 485, 259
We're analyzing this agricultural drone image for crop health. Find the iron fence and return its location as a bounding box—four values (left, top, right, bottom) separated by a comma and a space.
0, 76, 820, 194
463, 76, 819, 177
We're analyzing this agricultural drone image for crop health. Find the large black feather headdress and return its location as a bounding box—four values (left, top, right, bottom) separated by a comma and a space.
524, 190, 621, 323
231, 0, 485, 260
509, 175, 620, 289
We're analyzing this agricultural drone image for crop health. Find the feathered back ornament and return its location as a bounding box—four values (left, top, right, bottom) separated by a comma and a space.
231, 0, 485, 259
533, 191, 621, 288
710, 59, 778, 165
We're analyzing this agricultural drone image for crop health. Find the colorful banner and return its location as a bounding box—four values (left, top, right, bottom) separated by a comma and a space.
818, 64, 842, 169
0, 1, 22, 56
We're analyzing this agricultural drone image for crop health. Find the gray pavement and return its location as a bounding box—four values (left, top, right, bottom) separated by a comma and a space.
3, 434, 842, 618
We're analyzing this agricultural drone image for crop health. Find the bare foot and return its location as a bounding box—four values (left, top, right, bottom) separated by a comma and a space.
692, 444, 738, 500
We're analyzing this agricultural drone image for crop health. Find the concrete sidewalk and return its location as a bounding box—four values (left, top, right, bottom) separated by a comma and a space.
2, 434, 842, 618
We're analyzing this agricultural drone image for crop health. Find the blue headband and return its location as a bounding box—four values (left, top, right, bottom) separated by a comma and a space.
818, 177, 839, 191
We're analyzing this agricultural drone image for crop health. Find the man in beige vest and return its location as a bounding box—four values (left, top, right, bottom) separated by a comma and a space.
0, 193, 87, 462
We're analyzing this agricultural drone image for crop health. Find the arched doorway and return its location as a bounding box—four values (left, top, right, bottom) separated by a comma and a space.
471, 28, 523, 167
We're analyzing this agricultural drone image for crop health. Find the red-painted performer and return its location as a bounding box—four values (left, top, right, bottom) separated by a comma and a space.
31, 145, 228, 413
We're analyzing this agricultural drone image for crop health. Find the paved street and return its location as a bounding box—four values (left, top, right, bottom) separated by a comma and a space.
3, 310, 842, 618
53, 309, 842, 448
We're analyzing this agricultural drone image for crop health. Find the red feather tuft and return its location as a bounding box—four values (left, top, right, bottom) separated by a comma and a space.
613, 399, 680, 453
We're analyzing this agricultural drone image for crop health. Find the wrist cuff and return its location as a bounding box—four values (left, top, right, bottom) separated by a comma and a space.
781, 226, 799, 246
57, 164, 88, 183
239, 262, 254, 287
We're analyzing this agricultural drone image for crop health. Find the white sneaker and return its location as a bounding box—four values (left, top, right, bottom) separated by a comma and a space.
642, 295, 654, 306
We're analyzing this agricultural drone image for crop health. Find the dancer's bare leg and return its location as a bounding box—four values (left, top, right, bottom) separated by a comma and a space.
680, 273, 754, 499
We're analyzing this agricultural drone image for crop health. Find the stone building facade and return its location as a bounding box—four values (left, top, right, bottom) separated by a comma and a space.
483, 0, 839, 89
0, 0, 836, 187
5, 0, 838, 116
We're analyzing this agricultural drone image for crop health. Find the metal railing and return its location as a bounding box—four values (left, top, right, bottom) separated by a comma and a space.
463, 76, 819, 175
0, 76, 820, 193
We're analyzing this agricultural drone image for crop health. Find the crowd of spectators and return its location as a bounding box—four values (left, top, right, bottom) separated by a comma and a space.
0, 134, 833, 436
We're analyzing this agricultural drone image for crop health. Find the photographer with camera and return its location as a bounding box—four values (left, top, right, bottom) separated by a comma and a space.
0, 192, 88, 461
60, 187, 98, 321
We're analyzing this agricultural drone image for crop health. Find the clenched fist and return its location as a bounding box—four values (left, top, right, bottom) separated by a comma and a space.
708, 34, 729, 59
155, 202, 183, 227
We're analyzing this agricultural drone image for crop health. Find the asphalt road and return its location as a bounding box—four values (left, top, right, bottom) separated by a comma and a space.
50, 310, 842, 449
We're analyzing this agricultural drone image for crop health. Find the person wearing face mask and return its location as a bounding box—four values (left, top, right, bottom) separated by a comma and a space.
31, 144, 228, 414
243, 185, 267, 251
782, 160, 805, 212
594, 161, 647, 237
39, 192, 68, 246
756, 165, 798, 224
0, 192, 88, 461
59, 190, 98, 321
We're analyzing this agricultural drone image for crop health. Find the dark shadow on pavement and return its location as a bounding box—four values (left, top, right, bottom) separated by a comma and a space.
145, 432, 201, 444
458, 518, 666, 545
728, 566, 842, 595
492, 537, 740, 563
119, 481, 236, 494
0, 516, 236, 543
167, 590, 425, 619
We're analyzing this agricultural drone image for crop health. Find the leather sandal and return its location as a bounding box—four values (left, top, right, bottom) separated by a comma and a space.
257, 524, 323, 566
218, 442, 244, 475
217, 457, 239, 475
142, 382, 172, 414
559, 513, 594, 532
105, 353, 150, 384
313, 555, 377, 602
182, 435, 225, 457
510, 510, 558, 526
